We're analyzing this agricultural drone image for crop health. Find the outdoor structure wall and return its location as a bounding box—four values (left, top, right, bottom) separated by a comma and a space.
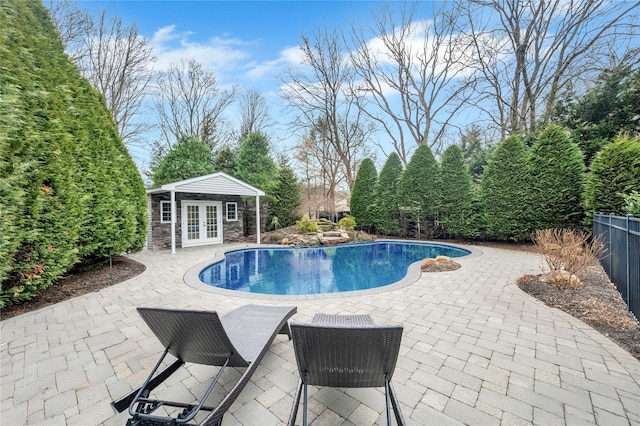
243, 199, 270, 236
148, 193, 244, 250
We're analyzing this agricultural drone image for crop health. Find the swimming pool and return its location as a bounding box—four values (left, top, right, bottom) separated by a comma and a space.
199, 241, 470, 295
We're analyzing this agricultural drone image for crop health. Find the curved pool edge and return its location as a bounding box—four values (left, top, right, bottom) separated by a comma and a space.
183, 240, 484, 300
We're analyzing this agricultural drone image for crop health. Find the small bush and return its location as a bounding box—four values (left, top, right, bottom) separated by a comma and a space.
338, 216, 356, 231
533, 228, 605, 289
296, 215, 319, 233
422, 258, 437, 269
623, 191, 640, 216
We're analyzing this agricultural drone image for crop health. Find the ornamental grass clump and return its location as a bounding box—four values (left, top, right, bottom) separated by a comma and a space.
533, 228, 605, 289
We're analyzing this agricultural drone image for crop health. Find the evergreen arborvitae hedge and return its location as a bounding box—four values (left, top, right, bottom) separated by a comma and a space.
349, 158, 377, 231
480, 135, 532, 241
398, 144, 440, 233
370, 153, 403, 235
0, 1, 146, 308
529, 125, 586, 230
439, 144, 478, 238
269, 162, 301, 228
585, 134, 640, 219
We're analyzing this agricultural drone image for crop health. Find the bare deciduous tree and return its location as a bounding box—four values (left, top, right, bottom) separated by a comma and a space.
47, 0, 92, 62
80, 11, 155, 147
349, 2, 475, 164
295, 127, 342, 212
238, 89, 272, 138
48, 2, 155, 150
462, 0, 640, 137
154, 59, 238, 149
281, 27, 374, 191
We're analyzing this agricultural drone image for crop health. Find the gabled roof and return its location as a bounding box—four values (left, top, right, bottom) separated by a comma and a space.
146, 172, 265, 196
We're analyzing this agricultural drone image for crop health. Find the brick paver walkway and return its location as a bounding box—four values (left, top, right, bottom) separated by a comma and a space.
2, 243, 639, 425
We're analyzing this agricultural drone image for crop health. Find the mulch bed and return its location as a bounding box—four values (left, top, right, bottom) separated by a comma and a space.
1, 256, 145, 320
517, 262, 640, 361
421, 259, 461, 272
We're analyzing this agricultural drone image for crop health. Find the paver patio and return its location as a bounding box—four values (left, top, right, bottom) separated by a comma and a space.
1, 243, 639, 425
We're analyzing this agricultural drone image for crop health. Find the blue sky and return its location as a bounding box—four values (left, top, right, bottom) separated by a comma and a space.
73, 0, 418, 166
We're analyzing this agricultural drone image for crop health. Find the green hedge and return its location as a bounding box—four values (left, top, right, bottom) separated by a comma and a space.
439, 144, 478, 238
480, 135, 532, 241
529, 124, 586, 230
350, 158, 377, 231
0, 1, 146, 308
585, 134, 640, 219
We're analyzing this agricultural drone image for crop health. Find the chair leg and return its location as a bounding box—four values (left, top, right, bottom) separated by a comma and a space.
303, 380, 308, 426
388, 381, 406, 426
385, 380, 392, 426
288, 379, 303, 426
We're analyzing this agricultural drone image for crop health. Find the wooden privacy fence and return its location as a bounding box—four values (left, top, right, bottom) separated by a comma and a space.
593, 213, 640, 320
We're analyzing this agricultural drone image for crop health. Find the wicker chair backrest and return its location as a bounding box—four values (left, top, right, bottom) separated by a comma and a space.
290, 323, 403, 388
137, 307, 248, 367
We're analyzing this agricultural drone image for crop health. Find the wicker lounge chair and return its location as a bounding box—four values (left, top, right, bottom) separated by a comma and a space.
111, 304, 297, 426
288, 314, 405, 426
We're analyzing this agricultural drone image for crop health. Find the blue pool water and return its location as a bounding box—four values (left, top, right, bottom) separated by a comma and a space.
199, 241, 470, 295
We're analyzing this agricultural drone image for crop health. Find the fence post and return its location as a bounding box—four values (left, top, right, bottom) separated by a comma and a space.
609, 213, 613, 264
627, 214, 631, 305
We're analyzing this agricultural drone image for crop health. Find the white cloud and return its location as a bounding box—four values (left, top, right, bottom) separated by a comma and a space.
245, 45, 304, 80
149, 25, 250, 75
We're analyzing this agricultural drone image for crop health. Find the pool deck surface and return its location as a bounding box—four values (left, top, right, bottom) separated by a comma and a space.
1, 242, 639, 425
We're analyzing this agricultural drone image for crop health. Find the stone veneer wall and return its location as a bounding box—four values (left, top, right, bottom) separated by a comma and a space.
148, 193, 244, 250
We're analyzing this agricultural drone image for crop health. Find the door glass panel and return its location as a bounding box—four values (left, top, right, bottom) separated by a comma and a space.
206, 205, 218, 239
187, 205, 200, 240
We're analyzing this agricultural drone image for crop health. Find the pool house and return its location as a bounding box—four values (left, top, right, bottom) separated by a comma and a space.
146, 173, 265, 253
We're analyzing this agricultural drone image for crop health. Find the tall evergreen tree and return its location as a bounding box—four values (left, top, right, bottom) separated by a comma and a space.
1, 0, 146, 307
234, 132, 278, 194
150, 135, 214, 186
439, 145, 477, 238
213, 144, 237, 176
349, 158, 377, 231
269, 160, 301, 228
398, 144, 440, 236
370, 153, 403, 235
529, 125, 586, 230
558, 60, 640, 164
585, 134, 640, 219
480, 135, 531, 241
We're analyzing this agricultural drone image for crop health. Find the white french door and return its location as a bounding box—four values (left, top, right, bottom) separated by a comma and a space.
181, 201, 222, 246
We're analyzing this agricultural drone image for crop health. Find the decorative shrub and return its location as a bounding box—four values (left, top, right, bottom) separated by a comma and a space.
296, 215, 319, 233
338, 216, 356, 231
350, 158, 377, 231
533, 228, 605, 289
585, 134, 640, 220
371, 153, 404, 235
421, 258, 437, 269
398, 145, 440, 232
480, 135, 532, 241
0, 1, 146, 309
439, 144, 477, 238
528, 125, 586, 230
623, 191, 640, 216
